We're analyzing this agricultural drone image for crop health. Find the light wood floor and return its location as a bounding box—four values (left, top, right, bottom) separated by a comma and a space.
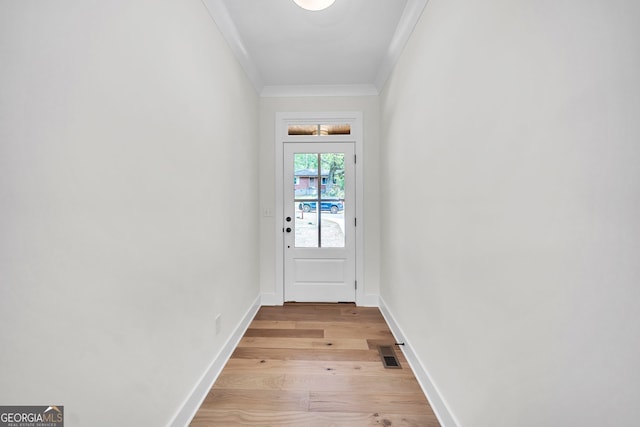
191, 303, 440, 426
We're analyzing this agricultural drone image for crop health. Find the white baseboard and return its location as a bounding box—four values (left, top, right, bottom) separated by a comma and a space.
379, 297, 459, 427
169, 295, 261, 427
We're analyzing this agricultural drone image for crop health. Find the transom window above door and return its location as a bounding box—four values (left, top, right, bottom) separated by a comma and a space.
288, 124, 351, 136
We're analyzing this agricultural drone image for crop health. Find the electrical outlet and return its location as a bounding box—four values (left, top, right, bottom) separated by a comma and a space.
215, 314, 221, 336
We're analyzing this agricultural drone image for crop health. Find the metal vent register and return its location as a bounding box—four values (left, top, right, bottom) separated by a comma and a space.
378, 345, 401, 369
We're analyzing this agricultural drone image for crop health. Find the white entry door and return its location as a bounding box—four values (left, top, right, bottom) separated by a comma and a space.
284, 142, 356, 302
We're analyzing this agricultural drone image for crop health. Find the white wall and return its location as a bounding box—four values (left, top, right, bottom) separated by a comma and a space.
0, 1, 259, 426
259, 96, 381, 304
380, 0, 640, 426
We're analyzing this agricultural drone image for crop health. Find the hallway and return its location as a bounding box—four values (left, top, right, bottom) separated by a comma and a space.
2, 1, 639, 426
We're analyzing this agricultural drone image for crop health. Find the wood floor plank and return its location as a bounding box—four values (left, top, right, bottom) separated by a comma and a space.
201, 389, 309, 412
367, 338, 402, 350
248, 320, 298, 329
231, 347, 382, 362
221, 359, 415, 376
254, 305, 386, 323
191, 304, 440, 426
244, 328, 324, 338
238, 336, 370, 350
213, 372, 424, 393
309, 391, 432, 415
303, 321, 397, 339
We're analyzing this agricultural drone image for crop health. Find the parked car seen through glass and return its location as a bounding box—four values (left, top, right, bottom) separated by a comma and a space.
298, 200, 344, 214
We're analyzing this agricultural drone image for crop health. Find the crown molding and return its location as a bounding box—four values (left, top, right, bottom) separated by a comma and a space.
260, 84, 379, 98
200, 0, 264, 92
374, 0, 430, 92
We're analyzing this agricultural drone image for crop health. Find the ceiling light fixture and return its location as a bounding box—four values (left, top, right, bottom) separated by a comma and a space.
293, 0, 336, 12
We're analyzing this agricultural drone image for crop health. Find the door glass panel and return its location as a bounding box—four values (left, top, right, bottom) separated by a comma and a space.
320, 153, 345, 248
295, 203, 318, 248
293, 152, 346, 248
294, 152, 319, 248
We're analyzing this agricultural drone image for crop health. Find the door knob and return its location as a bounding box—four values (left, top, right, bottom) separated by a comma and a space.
286, 216, 292, 222
286, 227, 292, 232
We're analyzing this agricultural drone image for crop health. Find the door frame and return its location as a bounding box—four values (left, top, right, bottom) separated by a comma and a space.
274, 111, 364, 305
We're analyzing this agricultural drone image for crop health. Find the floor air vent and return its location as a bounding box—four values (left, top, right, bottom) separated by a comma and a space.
378, 345, 401, 369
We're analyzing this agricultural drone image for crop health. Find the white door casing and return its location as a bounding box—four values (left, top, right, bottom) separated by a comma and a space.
272, 112, 364, 306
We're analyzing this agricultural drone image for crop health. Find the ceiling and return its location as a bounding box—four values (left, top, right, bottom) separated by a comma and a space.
201, 0, 429, 96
